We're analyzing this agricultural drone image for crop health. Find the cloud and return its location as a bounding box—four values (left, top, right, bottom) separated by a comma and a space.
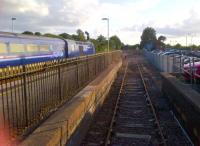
0, 0, 161, 44
1, 0, 200, 45
1, 0, 49, 16
0, 0, 101, 33
156, 11, 200, 36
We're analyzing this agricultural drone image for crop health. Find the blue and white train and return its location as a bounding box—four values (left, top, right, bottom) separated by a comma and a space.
0, 32, 96, 68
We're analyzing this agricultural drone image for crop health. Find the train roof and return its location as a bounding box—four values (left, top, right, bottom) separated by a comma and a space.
65, 39, 93, 45
0, 32, 93, 45
0, 31, 62, 41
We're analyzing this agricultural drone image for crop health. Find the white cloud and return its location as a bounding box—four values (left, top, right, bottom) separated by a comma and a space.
1, 0, 200, 45
1, 0, 49, 16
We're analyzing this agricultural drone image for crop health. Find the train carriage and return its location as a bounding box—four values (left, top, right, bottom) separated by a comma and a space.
0, 32, 95, 68
67, 40, 95, 58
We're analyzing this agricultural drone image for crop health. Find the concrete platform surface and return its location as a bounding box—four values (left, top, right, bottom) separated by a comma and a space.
161, 73, 200, 145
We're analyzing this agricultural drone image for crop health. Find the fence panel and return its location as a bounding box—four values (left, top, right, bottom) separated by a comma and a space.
0, 51, 122, 142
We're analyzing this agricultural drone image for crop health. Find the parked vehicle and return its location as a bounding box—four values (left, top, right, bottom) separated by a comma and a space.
183, 61, 200, 81
183, 57, 200, 64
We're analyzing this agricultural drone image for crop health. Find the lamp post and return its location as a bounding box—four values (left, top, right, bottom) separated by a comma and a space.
191, 34, 196, 52
11, 17, 16, 33
186, 35, 188, 47
102, 18, 109, 52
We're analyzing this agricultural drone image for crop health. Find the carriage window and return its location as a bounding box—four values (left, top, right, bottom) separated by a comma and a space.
40, 45, 49, 52
70, 44, 75, 51
10, 43, 25, 53
27, 44, 38, 52
0, 43, 7, 54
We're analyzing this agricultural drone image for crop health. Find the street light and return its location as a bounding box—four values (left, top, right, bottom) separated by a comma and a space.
11, 17, 16, 33
102, 18, 109, 52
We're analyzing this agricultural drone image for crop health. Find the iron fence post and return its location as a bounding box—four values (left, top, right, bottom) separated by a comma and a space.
104, 53, 106, 67
58, 60, 62, 101
192, 58, 196, 85
87, 56, 90, 81
77, 60, 80, 88
189, 58, 192, 85
22, 65, 29, 127
180, 55, 182, 74
172, 55, 175, 72
95, 56, 97, 76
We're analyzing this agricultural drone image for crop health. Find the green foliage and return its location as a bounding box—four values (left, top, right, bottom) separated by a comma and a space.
71, 34, 79, 41
76, 29, 86, 41
110, 35, 122, 50
35, 32, 42, 36
59, 33, 72, 39
92, 35, 122, 52
22, 31, 34, 35
158, 35, 166, 42
174, 43, 182, 48
165, 43, 200, 50
124, 44, 140, 50
43, 33, 63, 39
140, 27, 157, 48
140, 27, 168, 50
157, 35, 167, 49
95, 35, 107, 52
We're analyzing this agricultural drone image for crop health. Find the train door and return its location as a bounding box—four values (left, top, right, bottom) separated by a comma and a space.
79, 45, 84, 56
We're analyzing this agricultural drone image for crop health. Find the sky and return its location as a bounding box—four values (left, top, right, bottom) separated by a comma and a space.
1, 0, 200, 45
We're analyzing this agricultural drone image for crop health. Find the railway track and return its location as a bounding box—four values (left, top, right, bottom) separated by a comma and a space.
81, 53, 192, 146
104, 62, 166, 145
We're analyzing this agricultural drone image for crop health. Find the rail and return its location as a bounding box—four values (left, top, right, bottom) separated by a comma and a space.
138, 64, 167, 146
0, 51, 122, 143
104, 62, 128, 146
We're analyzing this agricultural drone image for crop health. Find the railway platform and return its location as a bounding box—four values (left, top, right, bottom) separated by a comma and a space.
81, 50, 192, 146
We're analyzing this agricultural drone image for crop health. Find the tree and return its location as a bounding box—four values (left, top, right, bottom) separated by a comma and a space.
174, 43, 182, 48
157, 35, 166, 49
95, 35, 107, 52
59, 33, 72, 39
158, 35, 166, 42
22, 31, 34, 35
123, 44, 140, 50
165, 44, 172, 48
85, 31, 90, 40
76, 29, 85, 41
140, 27, 157, 50
71, 34, 79, 41
110, 35, 122, 50
35, 32, 42, 36
43, 33, 62, 39
97, 35, 106, 42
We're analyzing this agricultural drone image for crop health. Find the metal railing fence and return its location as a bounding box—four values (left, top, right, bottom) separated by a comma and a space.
144, 50, 200, 85
0, 51, 122, 141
